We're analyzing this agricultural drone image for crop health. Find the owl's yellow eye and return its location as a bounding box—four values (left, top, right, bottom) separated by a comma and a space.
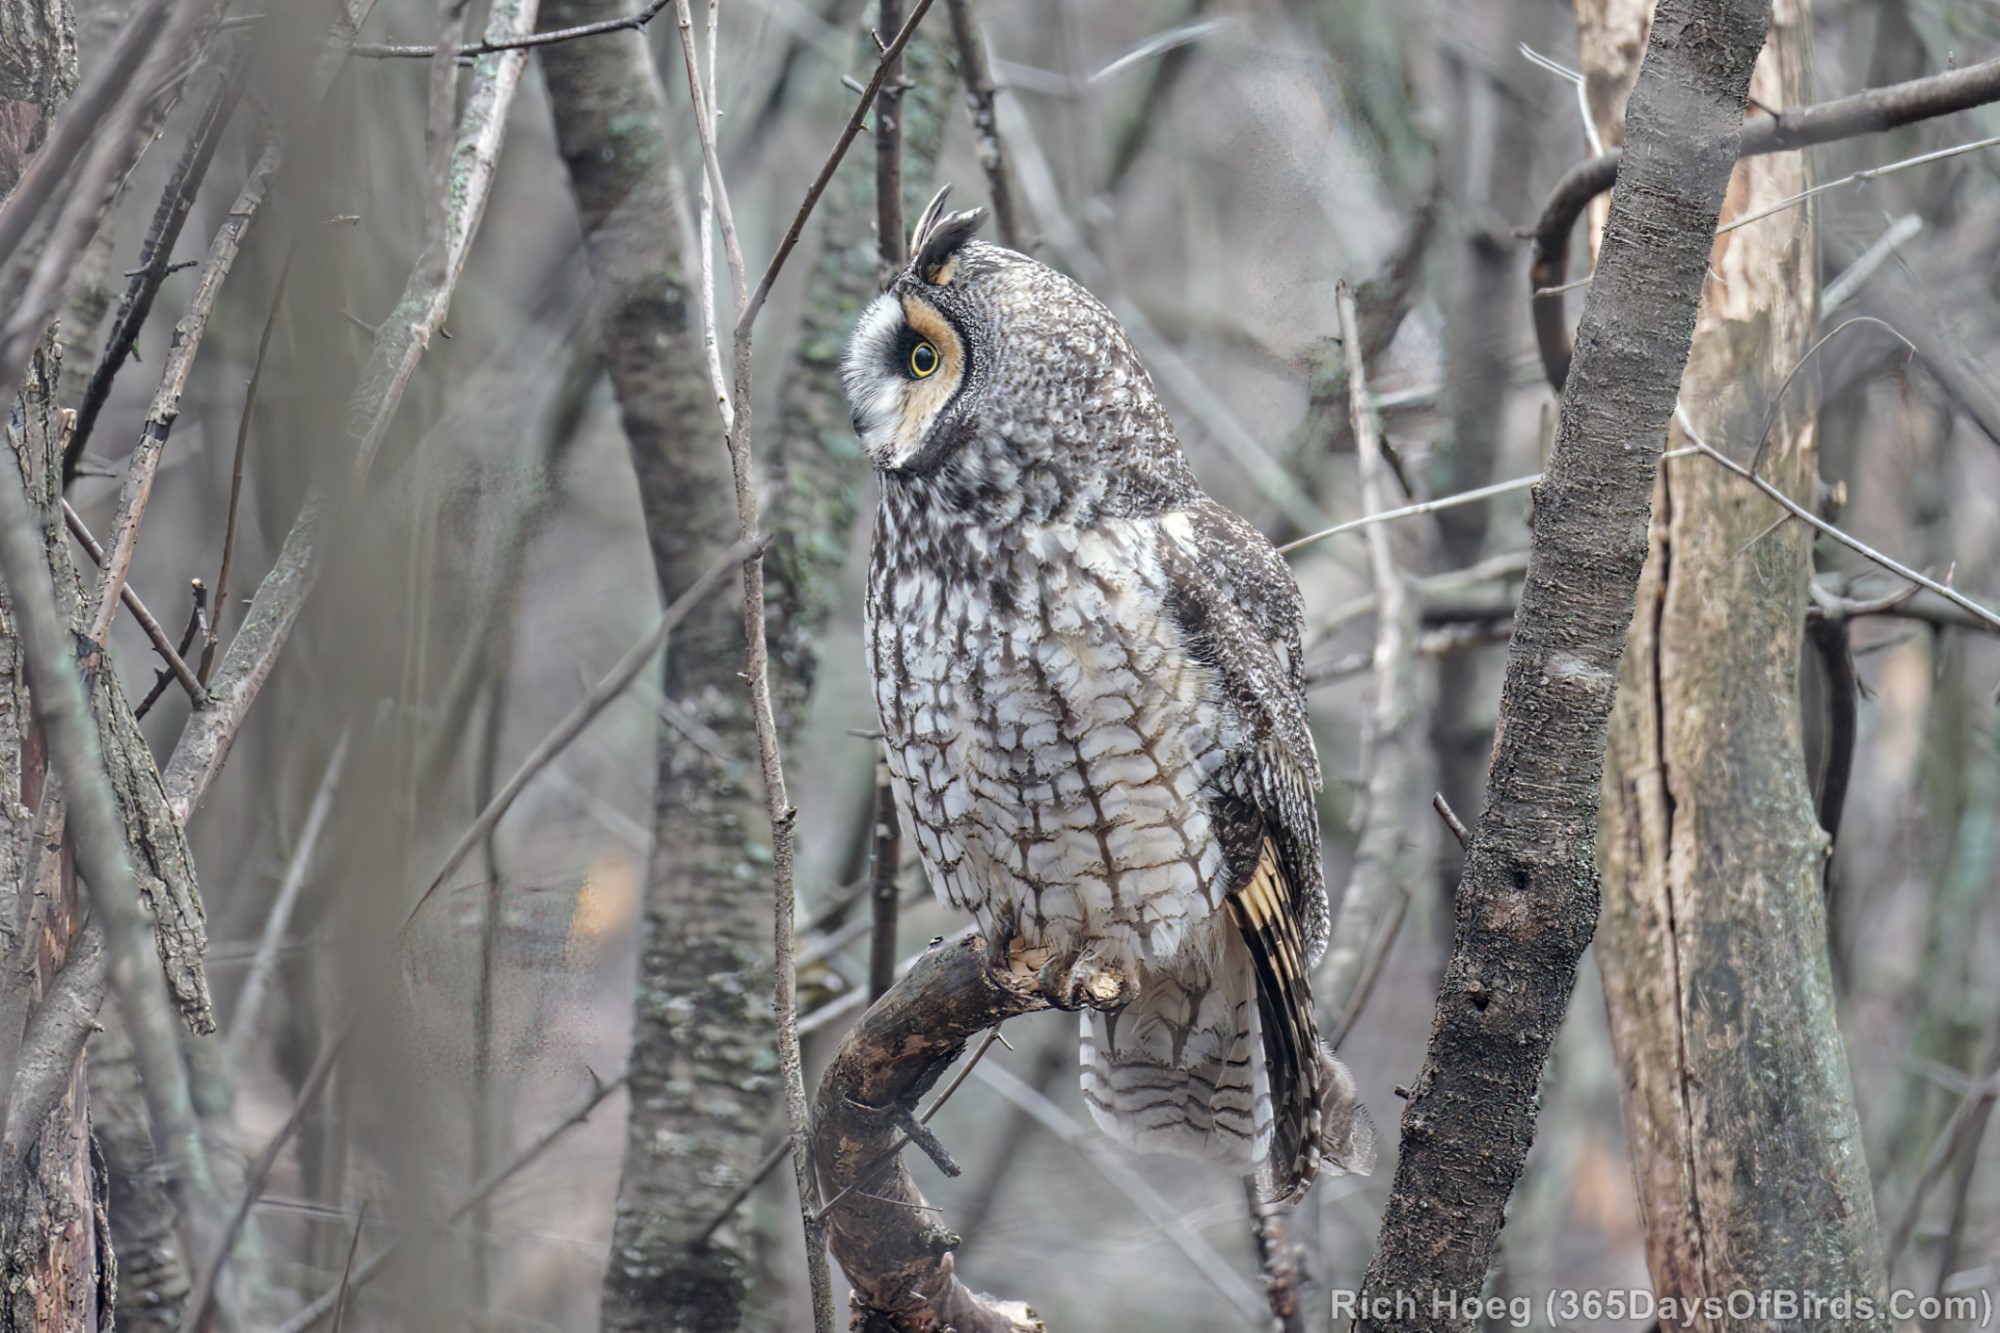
909, 340, 940, 378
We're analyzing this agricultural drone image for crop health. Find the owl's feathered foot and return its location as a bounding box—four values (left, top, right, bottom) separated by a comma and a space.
992, 926, 1136, 1012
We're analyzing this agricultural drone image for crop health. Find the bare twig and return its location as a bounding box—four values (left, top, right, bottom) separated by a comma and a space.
1320, 283, 1420, 1022
1433, 792, 1471, 849
203, 245, 293, 683
400, 538, 757, 934
179, 1017, 353, 1333
62, 499, 205, 704
1280, 447, 1701, 555
1717, 132, 2000, 239
328, 1202, 368, 1333
1675, 404, 2000, 634
66, 53, 248, 475
943, 0, 1024, 247
224, 733, 348, 1065
1327, 889, 1408, 1050
736, 0, 938, 339
971, 1058, 1268, 1322
84, 143, 280, 647
135, 579, 207, 718
348, 0, 667, 56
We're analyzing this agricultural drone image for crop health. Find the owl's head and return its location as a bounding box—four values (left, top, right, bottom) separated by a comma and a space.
842, 189, 1183, 512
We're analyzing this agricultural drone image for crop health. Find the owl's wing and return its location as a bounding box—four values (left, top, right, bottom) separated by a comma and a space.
1159, 501, 1325, 953
1161, 501, 1374, 1198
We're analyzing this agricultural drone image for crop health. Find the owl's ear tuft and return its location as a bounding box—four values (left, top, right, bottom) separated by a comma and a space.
909, 185, 987, 286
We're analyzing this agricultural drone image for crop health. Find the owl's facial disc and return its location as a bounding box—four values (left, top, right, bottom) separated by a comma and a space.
842, 291, 967, 470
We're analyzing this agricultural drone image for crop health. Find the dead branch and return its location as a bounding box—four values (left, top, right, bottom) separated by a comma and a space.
348, 0, 667, 58
162, 0, 537, 822
812, 934, 1048, 1332
943, 0, 1024, 247
1530, 54, 2000, 389
1319, 281, 1419, 1019
1355, 1, 1776, 1326
65, 51, 245, 475
62, 499, 204, 704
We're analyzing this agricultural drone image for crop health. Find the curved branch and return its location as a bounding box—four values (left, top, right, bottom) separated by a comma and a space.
1528, 54, 2000, 390
812, 934, 1049, 1333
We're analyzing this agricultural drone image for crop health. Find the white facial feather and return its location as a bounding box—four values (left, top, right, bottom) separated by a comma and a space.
842, 295, 909, 465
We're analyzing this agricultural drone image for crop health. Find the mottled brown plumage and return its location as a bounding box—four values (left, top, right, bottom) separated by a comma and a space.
845, 191, 1372, 1199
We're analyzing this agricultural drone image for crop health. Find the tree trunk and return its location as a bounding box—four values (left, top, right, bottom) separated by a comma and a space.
536, 10, 772, 1332
1354, 1, 1776, 1325
1587, 2, 1890, 1326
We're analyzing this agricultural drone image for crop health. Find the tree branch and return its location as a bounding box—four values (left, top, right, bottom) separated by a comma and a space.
1529, 54, 2000, 389
812, 934, 1048, 1332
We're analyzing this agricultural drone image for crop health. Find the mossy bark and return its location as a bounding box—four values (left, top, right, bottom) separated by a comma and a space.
537, 8, 772, 1331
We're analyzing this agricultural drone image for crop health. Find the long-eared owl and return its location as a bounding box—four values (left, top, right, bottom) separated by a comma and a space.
844, 190, 1373, 1200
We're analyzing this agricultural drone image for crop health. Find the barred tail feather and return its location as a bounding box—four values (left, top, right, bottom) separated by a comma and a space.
1079, 929, 1269, 1169
1228, 839, 1377, 1201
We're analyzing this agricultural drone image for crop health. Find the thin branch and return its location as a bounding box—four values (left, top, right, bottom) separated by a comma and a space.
179, 1017, 353, 1333
203, 245, 293, 683
736, 0, 938, 339
1675, 404, 2000, 633
1716, 132, 2000, 238
1528, 54, 2000, 389
67, 52, 248, 476
971, 1059, 1268, 1322
135, 579, 206, 718
347, 0, 667, 56
1280, 447, 1701, 555
1320, 282, 1420, 1021
944, 0, 1025, 247
224, 733, 348, 1065
84, 142, 280, 647
63, 499, 206, 704
400, 537, 758, 935
328, 1203, 369, 1333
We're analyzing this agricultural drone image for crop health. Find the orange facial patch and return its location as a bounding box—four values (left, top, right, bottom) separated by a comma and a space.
892, 295, 965, 458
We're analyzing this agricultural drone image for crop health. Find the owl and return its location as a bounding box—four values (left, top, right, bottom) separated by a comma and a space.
844, 190, 1373, 1200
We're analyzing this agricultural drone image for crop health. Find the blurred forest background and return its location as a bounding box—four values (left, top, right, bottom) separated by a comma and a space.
2, 0, 1999, 1329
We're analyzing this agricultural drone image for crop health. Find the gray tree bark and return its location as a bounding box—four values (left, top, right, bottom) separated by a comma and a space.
536, 11, 769, 1332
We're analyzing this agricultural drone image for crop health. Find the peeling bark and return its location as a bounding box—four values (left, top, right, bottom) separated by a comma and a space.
1589, 3, 1889, 1327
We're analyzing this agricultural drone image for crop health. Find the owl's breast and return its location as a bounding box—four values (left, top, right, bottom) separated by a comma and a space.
866, 514, 1238, 965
